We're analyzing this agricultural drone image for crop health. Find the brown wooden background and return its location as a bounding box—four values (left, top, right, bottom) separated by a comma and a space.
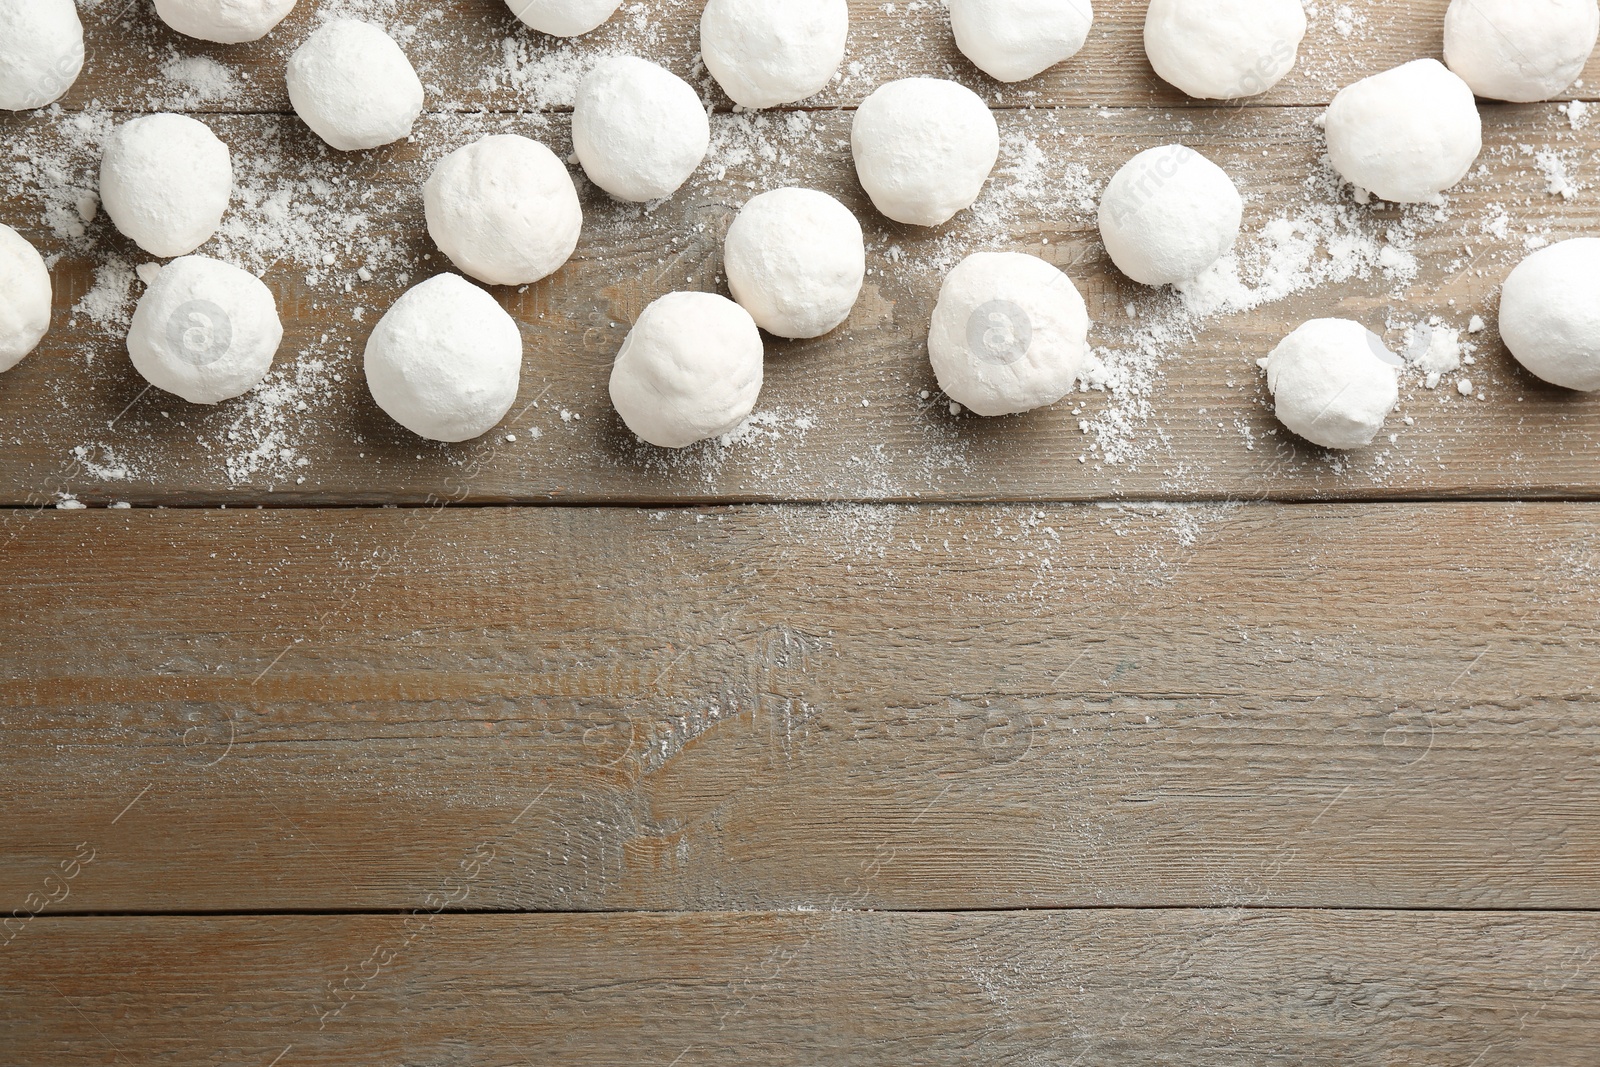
2, 1, 1598, 1063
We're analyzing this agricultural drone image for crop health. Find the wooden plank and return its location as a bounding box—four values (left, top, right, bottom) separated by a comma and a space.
52, 0, 1600, 114
3, 503, 1597, 913
2, 102, 1598, 506
2, 911, 1598, 1064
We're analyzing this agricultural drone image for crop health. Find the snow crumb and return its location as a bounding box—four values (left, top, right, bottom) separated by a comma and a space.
1404, 322, 1463, 389
1535, 151, 1580, 199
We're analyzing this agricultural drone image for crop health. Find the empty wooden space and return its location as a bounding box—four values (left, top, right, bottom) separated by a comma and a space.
5, 912, 1598, 1065
3, 0, 1597, 1063
3, 504, 1599, 914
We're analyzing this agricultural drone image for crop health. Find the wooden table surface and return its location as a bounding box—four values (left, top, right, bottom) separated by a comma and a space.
3, 1, 1598, 1063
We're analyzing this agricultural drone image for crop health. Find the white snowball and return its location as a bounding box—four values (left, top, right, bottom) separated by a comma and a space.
723, 188, 865, 340
0, 0, 84, 110
929, 252, 1090, 417
101, 114, 233, 259
154, 0, 296, 44
610, 292, 764, 448
424, 135, 582, 287
1097, 144, 1242, 287
851, 78, 1000, 227
949, 0, 1094, 84
0, 224, 52, 373
1144, 0, 1307, 99
1498, 238, 1600, 392
126, 256, 283, 405
1265, 318, 1401, 450
572, 57, 709, 203
504, 0, 620, 37
700, 0, 849, 108
365, 274, 523, 443
1324, 59, 1483, 204
286, 20, 424, 152
1445, 0, 1599, 103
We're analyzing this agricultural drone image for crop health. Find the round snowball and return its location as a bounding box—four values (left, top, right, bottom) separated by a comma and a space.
723, 188, 865, 340
504, 0, 620, 37
424, 134, 582, 287
1499, 238, 1600, 392
0, 225, 52, 373
154, 0, 296, 44
127, 256, 283, 405
572, 57, 709, 203
1324, 59, 1483, 204
1265, 318, 1400, 450
101, 114, 233, 259
1098, 145, 1242, 287
929, 252, 1090, 417
950, 0, 1094, 84
852, 78, 1000, 227
1445, 0, 1599, 103
700, 0, 848, 108
0, 0, 84, 111
365, 274, 523, 443
610, 292, 764, 449
1144, 0, 1307, 100
287, 20, 424, 152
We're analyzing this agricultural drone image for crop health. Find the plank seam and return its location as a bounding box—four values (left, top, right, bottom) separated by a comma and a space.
29, 905, 1600, 919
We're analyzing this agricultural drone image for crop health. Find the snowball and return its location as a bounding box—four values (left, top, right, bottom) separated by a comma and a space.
286, 20, 424, 152
949, 0, 1093, 84
504, 0, 620, 37
610, 292, 764, 448
154, 0, 296, 44
1098, 145, 1242, 287
1324, 59, 1483, 204
572, 57, 709, 203
365, 274, 523, 442
126, 255, 282, 405
700, 0, 849, 108
0, 224, 51, 373
0, 0, 83, 111
1445, 0, 1599, 103
723, 188, 865, 339
1144, 0, 1306, 99
424, 134, 582, 287
1498, 238, 1600, 391
101, 114, 233, 259
851, 78, 1000, 227
928, 252, 1089, 417
1265, 318, 1401, 450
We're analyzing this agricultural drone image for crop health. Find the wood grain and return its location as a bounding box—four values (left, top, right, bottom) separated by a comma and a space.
2, 102, 1597, 507
3, 910, 1598, 1065
51, 0, 1600, 115
3, 503, 1596, 913
6, 3, 1597, 1060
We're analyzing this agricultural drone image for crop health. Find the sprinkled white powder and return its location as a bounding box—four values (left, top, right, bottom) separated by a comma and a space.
70, 256, 136, 336
159, 54, 241, 107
